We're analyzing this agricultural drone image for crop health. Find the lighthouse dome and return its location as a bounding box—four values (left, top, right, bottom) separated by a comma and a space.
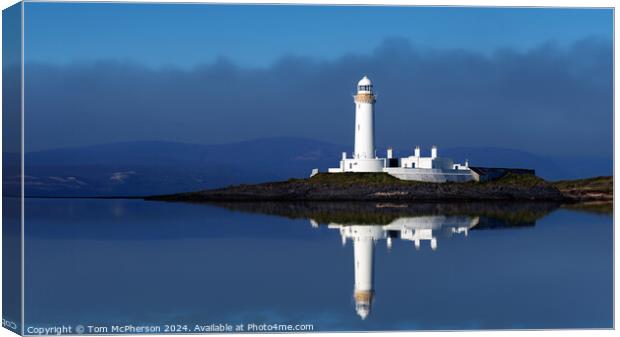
358, 76, 372, 86
357, 76, 373, 93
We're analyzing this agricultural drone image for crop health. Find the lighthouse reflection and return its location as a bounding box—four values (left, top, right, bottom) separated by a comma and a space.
201, 200, 559, 321
311, 215, 480, 320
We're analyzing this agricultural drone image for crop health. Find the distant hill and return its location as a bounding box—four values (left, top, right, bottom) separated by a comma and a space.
17, 137, 611, 197
23, 138, 347, 197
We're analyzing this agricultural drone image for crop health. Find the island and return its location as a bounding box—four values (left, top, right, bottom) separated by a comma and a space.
145, 173, 612, 204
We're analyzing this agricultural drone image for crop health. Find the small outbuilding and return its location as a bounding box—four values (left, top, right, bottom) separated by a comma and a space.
469, 167, 536, 182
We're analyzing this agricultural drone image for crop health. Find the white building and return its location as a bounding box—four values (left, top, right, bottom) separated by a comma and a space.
325, 76, 474, 183
319, 215, 479, 320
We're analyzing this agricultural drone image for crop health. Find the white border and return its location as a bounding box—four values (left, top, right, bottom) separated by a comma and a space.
0, 1, 616, 337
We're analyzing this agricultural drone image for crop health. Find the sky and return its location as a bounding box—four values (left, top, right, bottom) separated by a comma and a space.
18, 3, 613, 158
25, 4, 612, 68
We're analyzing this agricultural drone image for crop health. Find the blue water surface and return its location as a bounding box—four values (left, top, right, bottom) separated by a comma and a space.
23, 199, 613, 332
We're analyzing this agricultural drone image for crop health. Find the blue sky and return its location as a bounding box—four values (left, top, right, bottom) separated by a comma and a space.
17, 3, 613, 160
25, 3, 612, 68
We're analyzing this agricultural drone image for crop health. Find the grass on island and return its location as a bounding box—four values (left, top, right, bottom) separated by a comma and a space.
484, 172, 551, 187
304, 172, 549, 187
553, 176, 613, 193
307, 172, 411, 186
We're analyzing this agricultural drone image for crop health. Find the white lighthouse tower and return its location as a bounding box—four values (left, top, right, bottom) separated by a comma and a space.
354, 75, 376, 160
328, 76, 385, 173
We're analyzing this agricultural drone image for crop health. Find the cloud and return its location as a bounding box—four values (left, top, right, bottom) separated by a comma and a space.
110, 171, 136, 183
49, 176, 88, 185
23, 36, 612, 157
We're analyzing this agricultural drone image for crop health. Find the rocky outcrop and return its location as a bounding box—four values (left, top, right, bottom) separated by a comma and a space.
146, 172, 566, 202
553, 176, 613, 202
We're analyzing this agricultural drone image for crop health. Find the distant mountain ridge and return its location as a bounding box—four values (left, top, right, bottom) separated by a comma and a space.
19, 137, 611, 197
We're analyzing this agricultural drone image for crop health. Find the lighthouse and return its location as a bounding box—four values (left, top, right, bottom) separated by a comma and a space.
326, 76, 385, 173
323, 74, 477, 180
354, 75, 376, 160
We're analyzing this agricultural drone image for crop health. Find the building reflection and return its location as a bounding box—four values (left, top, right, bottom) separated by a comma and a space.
311, 215, 479, 320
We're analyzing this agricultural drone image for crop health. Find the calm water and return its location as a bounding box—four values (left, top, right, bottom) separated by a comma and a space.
24, 199, 612, 332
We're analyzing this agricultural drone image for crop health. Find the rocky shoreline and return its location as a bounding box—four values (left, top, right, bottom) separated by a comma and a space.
145, 172, 609, 203
553, 176, 613, 202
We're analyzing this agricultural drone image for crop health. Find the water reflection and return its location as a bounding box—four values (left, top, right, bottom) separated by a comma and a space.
24, 198, 612, 329
205, 201, 569, 321
207, 201, 561, 227
313, 215, 479, 319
